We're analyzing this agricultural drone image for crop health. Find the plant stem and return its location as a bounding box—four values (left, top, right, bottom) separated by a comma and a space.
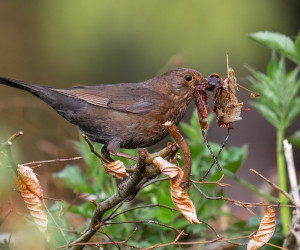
277, 128, 291, 235
222, 169, 278, 203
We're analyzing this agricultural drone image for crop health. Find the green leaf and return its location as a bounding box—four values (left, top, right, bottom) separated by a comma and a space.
53, 165, 95, 194
286, 98, 300, 128
295, 31, 300, 59
267, 51, 279, 80
249, 31, 300, 64
223, 145, 248, 174
69, 202, 95, 218
288, 130, 300, 148
250, 102, 279, 127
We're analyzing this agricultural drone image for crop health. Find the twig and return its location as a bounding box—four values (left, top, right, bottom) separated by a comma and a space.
103, 198, 128, 221
0, 131, 24, 175
144, 236, 223, 250
69, 144, 179, 250
140, 177, 169, 189
199, 219, 221, 238
103, 220, 182, 234
200, 127, 222, 171
43, 200, 70, 246
63, 241, 140, 249
97, 220, 120, 249
164, 121, 191, 188
192, 175, 230, 187
105, 204, 179, 221
174, 230, 185, 242
222, 168, 279, 203
199, 128, 229, 181
282, 139, 300, 250
0, 131, 23, 150
191, 182, 295, 209
283, 139, 300, 206
250, 169, 298, 207
82, 134, 107, 164
23, 156, 83, 167
124, 227, 138, 243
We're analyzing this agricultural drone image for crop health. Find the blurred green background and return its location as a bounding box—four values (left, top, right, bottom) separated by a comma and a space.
0, 0, 299, 213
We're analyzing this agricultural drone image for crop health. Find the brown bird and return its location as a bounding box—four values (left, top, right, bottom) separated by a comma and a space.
0, 68, 210, 159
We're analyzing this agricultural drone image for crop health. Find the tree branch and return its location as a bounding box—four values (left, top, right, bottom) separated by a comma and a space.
69, 145, 179, 250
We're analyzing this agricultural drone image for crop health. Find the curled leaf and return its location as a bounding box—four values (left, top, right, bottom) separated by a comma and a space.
153, 157, 201, 224
104, 160, 129, 179
210, 54, 243, 128
16, 165, 48, 232
247, 206, 276, 250
153, 156, 182, 179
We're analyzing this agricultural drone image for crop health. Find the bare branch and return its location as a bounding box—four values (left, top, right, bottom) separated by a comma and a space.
0, 131, 23, 150
106, 204, 179, 221
250, 169, 298, 207
69, 144, 179, 250
283, 139, 300, 206
164, 121, 191, 188
23, 156, 83, 167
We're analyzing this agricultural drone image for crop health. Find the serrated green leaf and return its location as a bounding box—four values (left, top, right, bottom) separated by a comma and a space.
251, 102, 279, 127
286, 98, 300, 127
53, 165, 95, 194
267, 52, 279, 80
288, 130, 300, 147
249, 31, 300, 64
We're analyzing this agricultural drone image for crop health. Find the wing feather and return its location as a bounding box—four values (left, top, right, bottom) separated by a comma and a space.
54, 83, 162, 115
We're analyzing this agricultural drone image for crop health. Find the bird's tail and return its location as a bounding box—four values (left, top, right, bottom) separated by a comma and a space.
0, 77, 49, 99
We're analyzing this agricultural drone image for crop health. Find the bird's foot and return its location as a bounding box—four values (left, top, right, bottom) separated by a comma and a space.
110, 151, 138, 161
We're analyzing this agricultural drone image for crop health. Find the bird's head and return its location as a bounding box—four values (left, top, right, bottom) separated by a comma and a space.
155, 68, 211, 99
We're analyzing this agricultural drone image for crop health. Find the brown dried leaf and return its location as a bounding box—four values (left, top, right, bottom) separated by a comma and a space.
16, 165, 48, 232
170, 170, 201, 224
247, 206, 276, 250
153, 156, 182, 179
153, 157, 201, 224
194, 87, 209, 130
212, 54, 243, 128
104, 160, 129, 179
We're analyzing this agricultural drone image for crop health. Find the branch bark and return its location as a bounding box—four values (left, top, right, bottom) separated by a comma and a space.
70, 145, 179, 250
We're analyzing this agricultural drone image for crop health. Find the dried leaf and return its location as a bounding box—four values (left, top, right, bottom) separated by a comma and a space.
211, 54, 243, 128
153, 156, 181, 179
104, 160, 129, 179
16, 165, 48, 232
170, 170, 201, 224
194, 87, 210, 130
153, 157, 201, 224
247, 206, 276, 250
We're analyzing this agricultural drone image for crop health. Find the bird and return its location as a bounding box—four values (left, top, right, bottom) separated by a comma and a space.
0, 68, 210, 160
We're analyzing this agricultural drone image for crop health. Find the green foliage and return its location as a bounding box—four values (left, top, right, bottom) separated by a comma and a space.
249, 31, 300, 65
248, 31, 300, 236
53, 165, 95, 194
288, 130, 300, 148
48, 109, 251, 248
247, 54, 300, 129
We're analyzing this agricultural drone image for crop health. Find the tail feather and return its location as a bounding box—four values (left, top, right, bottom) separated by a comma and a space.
0, 77, 46, 98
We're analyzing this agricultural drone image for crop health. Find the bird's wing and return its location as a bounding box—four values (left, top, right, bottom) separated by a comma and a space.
54, 84, 163, 115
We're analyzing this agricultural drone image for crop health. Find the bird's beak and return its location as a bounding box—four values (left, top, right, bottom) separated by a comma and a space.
193, 75, 212, 91
205, 73, 222, 91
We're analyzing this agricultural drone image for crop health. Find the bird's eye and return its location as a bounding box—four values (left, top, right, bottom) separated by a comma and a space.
184, 74, 193, 82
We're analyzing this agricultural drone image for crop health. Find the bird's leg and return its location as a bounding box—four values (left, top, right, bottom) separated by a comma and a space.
101, 145, 115, 162
107, 142, 138, 161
